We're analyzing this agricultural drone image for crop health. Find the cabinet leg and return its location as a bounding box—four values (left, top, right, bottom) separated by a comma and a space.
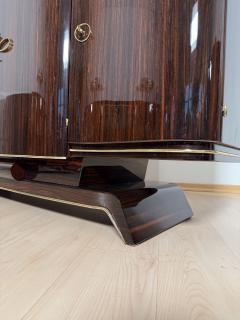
11, 162, 38, 181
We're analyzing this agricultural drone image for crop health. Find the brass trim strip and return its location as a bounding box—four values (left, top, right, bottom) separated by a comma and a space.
0, 185, 125, 243
69, 148, 240, 159
0, 154, 66, 160
1, 148, 239, 159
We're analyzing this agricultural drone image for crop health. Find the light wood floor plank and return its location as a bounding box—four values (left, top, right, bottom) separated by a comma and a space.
0, 192, 239, 320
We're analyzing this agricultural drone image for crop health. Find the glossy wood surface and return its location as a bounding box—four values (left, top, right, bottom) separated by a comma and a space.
0, 0, 229, 159
69, 139, 240, 162
0, 0, 71, 156
9, 160, 82, 186
0, 160, 193, 245
69, 0, 226, 143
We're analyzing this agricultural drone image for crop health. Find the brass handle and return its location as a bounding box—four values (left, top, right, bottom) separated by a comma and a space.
0, 36, 14, 53
74, 23, 92, 43
222, 105, 228, 118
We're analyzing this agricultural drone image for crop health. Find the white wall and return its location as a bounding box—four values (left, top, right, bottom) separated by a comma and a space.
147, 0, 240, 186
146, 160, 240, 185
222, 0, 240, 148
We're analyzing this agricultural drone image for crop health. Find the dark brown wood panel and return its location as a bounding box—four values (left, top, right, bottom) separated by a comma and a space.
69, 0, 226, 143
0, 160, 193, 245
69, 140, 240, 162
0, 0, 71, 156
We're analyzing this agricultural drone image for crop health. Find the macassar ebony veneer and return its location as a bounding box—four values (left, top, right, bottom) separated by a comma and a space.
69, 140, 240, 162
0, 0, 232, 157
0, 159, 193, 245
69, 0, 226, 144
0, 0, 239, 244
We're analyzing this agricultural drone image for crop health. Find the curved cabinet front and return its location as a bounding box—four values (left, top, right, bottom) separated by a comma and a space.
69, 0, 226, 143
0, 0, 71, 157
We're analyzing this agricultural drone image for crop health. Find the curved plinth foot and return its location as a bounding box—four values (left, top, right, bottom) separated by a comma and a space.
111, 182, 193, 245
0, 175, 192, 245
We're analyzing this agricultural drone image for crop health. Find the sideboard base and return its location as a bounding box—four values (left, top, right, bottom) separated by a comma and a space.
0, 175, 193, 245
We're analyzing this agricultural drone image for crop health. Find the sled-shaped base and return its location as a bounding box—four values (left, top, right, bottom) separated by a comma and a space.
0, 176, 192, 245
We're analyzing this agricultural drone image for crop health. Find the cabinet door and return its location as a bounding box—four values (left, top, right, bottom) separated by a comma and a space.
69, 0, 226, 144
0, 0, 71, 157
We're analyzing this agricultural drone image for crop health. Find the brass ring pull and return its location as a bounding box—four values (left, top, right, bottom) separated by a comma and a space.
74, 23, 92, 43
0, 36, 14, 53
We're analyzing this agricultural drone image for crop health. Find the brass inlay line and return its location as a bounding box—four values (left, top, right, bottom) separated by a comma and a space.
0, 154, 66, 160
69, 148, 240, 159
0, 185, 125, 243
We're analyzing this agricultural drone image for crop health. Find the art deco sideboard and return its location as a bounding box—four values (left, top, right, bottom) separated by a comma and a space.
0, 0, 239, 245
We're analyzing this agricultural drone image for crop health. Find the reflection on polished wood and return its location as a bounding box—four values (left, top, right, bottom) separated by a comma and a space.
69, 140, 240, 162
0, 0, 70, 156
0, 0, 231, 159
0, 0, 236, 247
0, 159, 193, 245
69, 0, 226, 143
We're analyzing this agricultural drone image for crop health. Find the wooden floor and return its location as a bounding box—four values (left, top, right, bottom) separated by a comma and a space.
0, 191, 240, 320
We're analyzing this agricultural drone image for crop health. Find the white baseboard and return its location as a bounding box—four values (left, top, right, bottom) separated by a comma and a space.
146, 160, 240, 186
